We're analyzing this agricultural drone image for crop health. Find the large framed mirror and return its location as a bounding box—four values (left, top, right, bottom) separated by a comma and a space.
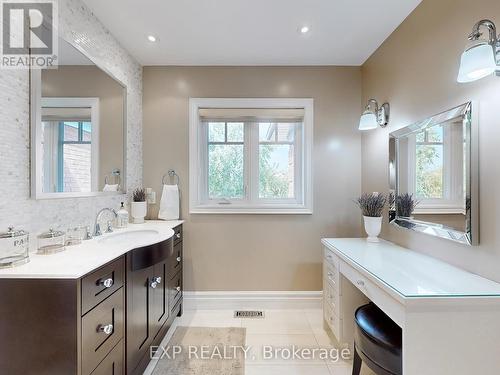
30, 37, 127, 199
389, 102, 479, 245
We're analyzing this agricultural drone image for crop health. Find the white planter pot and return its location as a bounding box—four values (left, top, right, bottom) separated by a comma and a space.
130, 201, 147, 224
363, 216, 382, 243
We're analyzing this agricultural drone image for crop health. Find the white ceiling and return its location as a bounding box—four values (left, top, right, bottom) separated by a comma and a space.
82, 0, 421, 66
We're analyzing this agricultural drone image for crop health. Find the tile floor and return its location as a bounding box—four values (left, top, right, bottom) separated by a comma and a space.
145, 308, 375, 375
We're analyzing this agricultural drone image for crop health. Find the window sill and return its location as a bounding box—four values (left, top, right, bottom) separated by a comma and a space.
413, 208, 466, 215
190, 205, 313, 215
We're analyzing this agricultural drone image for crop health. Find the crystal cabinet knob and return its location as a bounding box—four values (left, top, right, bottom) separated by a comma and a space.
176, 286, 181, 292
97, 324, 113, 335
99, 278, 114, 288
150, 276, 162, 289
176, 233, 181, 239
176, 256, 181, 262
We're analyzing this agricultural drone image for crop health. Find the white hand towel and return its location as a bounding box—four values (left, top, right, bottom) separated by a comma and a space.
103, 184, 119, 192
158, 184, 180, 221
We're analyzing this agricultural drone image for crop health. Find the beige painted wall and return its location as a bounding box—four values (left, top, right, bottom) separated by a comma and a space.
143, 66, 362, 291
42, 65, 124, 189
362, 0, 500, 282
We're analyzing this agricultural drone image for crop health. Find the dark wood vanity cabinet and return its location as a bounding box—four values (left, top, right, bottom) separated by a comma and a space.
126, 224, 183, 375
0, 224, 183, 375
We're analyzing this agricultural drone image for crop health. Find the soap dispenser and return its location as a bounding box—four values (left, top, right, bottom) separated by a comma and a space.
116, 202, 129, 228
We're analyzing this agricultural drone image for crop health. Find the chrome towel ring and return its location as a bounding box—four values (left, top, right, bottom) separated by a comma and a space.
162, 169, 180, 185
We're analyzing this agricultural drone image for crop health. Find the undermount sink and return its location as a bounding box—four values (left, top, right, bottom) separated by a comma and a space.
97, 229, 160, 245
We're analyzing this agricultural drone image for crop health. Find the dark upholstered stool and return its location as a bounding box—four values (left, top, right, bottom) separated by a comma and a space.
353, 303, 402, 375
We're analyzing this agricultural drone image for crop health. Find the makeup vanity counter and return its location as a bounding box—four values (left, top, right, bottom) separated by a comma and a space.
322, 238, 500, 375
0, 220, 185, 375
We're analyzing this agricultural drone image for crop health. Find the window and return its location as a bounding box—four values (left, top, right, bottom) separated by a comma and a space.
57, 121, 93, 192
407, 121, 465, 213
415, 125, 444, 199
40, 98, 99, 194
190, 99, 313, 214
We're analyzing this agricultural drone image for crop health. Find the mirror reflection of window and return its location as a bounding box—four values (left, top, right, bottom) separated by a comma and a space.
41, 101, 98, 194
408, 120, 465, 213
41, 119, 93, 193
415, 125, 444, 199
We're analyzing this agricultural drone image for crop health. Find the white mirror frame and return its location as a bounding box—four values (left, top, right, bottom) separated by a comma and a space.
30, 39, 128, 200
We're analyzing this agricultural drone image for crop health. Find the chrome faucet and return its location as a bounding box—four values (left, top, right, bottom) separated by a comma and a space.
94, 208, 118, 237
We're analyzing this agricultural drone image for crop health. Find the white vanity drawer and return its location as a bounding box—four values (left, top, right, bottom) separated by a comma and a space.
323, 279, 339, 312
324, 298, 341, 339
324, 248, 339, 268
339, 260, 405, 328
323, 261, 339, 290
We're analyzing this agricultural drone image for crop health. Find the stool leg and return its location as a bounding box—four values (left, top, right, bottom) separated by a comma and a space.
352, 345, 362, 375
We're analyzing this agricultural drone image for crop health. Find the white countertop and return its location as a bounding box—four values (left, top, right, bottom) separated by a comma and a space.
0, 220, 183, 279
322, 238, 500, 298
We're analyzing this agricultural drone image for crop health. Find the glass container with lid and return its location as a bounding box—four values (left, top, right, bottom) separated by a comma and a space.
66, 227, 86, 246
0, 227, 30, 268
37, 229, 66, 254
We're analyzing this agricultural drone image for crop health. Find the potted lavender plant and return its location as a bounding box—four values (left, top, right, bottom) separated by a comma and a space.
355, 193, 387, 242
131, 188, 147, 224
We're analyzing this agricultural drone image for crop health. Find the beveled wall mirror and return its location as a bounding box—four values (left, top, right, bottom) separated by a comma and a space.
389, 102, 479, 245
30, 37, 127, 199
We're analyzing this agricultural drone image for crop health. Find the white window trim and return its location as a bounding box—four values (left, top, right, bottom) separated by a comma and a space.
189, 98, 313, 214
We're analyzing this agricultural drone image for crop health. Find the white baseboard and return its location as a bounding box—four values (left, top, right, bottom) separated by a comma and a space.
183, 291, 323, 310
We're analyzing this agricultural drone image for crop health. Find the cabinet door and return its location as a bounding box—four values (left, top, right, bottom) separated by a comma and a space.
151, 259, 169, 338
90, 340, 124, 375
126, 262, 154, 373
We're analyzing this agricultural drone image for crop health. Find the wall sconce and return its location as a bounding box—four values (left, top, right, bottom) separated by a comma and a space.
458, 19, 500, 83
359, 99, 390, 130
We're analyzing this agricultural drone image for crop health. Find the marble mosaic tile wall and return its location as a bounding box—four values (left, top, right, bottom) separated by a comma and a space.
0, 0, 142, 238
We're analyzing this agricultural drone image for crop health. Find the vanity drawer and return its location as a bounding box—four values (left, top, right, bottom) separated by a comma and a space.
323, 279, 339, 312
340, 260, 405, 328
168, 241, 182, 279
82, 288, 124, 375
324, 299, 341, 340
323, 261, 339, 290
82, 257, 124, 315
324, 248, 339, 269
90, 340, 124, 375
173, 225, 183, 244
168, 271, 182, 311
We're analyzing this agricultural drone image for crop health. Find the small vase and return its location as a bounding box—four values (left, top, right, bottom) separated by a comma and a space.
130, 201, 147, 224
363, 216, 382, 243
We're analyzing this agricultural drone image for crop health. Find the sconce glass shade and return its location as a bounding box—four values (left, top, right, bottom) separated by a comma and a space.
457, 41, 497, 83
358, 111, 378, 130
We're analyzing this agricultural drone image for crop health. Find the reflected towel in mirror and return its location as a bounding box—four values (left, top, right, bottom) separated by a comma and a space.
103, 184, 119, 192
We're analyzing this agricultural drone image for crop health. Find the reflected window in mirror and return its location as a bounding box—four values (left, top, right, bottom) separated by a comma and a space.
405, 122, 465, 215
41, 102, 97, 193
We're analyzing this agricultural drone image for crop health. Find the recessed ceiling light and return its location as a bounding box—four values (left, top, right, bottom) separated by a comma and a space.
300, 26, 310, 34
147, 35, 156, 42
